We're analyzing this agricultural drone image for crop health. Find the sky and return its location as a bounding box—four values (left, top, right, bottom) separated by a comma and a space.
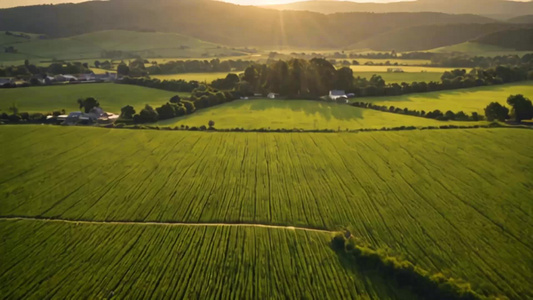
0, 0, 530, 9
0, 0, 419, 9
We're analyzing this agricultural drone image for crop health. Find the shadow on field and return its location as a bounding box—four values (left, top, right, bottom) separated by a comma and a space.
331, 247, 420, 300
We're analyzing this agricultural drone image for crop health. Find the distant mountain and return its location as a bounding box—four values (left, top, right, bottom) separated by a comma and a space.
262, 0, 533, 18
0, 0, 519, 50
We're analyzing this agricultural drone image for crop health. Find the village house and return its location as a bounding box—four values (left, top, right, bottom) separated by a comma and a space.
329, 90, 347, 100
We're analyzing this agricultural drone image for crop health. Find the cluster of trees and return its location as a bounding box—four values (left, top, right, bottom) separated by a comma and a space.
189, 85, 237, 110
119, 96, 197, 124
0, 61, 91, 78
484, 94, 533, 122
228, 58, 357, 97
118, 77, 199, 93
332, 234, 485, 300
432, 53, 533, 68
146, 59, 254, 75
350, 102, 482, 122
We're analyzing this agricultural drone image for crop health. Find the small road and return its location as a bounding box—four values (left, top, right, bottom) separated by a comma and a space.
0, 216, 335, 234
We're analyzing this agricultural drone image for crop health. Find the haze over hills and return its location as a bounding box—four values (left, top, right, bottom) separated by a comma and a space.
262, 0, 533, 19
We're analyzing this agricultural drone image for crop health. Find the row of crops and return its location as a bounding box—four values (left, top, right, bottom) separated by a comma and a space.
0, 220, 413, 299
0, 126, 532, 298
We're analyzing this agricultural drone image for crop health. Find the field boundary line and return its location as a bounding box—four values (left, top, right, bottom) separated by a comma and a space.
0, 216, 335, 234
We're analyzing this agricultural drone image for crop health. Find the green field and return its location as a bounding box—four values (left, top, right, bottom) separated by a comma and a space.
158, 99, 484, 129
0, 126, 531, 298
0, 30, 247, 64
0, 83, 182, 114
363, 81, 533, 114
353, 71, 443, 84
151, 72, 234, 83
430, 42, 531, 57
0, 221, 413, 299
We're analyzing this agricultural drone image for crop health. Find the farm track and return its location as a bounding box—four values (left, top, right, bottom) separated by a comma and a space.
0, 216, 335, 234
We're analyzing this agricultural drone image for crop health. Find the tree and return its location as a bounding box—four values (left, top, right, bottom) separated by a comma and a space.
77, 97, 100, 113
120, 105, 136, 119
169, 95, 181, 104
507, 94, 533, 122
136, 105, 158, 123
117, 63, 130, 76
208, 120, 215, 129
94, 60, 101, 68
484, 102, 509, 122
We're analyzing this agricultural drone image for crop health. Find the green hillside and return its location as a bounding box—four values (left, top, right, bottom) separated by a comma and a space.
0, 126, 531, 298
0, 1, 498, 49
0, 30, 245, 62
363, 81, 533, 114
158, 99, 484, 130
0, 83, 181, 114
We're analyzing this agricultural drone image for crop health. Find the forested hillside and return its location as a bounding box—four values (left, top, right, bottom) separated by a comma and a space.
473, 28, 533, 50
0, 0, 505, 49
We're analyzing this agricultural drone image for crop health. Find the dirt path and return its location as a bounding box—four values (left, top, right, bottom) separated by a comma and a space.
0, 216, 336, 234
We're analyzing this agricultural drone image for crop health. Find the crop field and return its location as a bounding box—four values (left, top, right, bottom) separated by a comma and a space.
151, 72, 235, 83
0, 83, 183, 114
157, 99, 484, 129
0, 126, 531, 298
362, 81, 533, 114
0, 220, 413, 299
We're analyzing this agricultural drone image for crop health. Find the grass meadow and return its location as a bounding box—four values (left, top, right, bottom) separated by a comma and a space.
0, 83, 182, 114
0, 126, 531, 298
0, 30, 248, 64
362, 81, 533, 114
157, 99, 485, 129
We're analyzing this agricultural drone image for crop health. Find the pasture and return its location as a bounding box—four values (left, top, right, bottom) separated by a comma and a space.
157, 99, 484, 129
0, 126, 531, 298
350, 65, 457, 73
430, 42, 531, 57
362, 81, 533, 114
0, 30, 247, 64
0, 83, 182, 114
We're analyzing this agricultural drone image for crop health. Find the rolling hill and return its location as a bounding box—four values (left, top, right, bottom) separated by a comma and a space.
473, 27, 533, 50
0, 0, 502, 49
350, 23, 523, 51
0, 30, 245, 62
262, 0, 533, 18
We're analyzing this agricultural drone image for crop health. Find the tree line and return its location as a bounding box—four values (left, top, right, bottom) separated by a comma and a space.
0, 61, 91, 79
350, 102, 483, 122
431, 53, 533, 69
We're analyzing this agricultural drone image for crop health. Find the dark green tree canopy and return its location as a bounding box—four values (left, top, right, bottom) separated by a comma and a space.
507, 94, 533, 122
484, 102, 509, 122
77, 97, 100, 113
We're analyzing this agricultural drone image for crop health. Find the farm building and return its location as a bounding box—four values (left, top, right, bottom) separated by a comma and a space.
329, 90, 347, 101
268, 93, 279, 99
